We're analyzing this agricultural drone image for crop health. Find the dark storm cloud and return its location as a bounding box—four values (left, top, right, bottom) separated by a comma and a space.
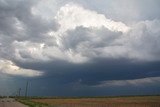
14, 58, 160, 86
19, 58, 160, 96
0, 0, 160, 96
3, 72, 160, 96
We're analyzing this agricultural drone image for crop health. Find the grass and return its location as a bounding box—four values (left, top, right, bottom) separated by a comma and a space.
15, 95, 160, 107
31, 96, 160, 107
23, 94, 160, 99
16, 98, 49, 107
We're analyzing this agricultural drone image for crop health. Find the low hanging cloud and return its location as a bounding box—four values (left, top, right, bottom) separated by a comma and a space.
94, 77, 160, 87
0, 59, 43, 77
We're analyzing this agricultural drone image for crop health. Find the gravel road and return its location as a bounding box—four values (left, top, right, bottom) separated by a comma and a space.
0, 98, 28, 107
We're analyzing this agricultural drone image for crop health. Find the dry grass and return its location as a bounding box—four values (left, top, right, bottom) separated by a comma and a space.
32, 96, 160, 107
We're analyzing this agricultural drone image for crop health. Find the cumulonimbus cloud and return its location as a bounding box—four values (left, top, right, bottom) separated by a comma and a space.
13, 3, 160, 64
1, 1, 160, 77
55, 3, 130, 33
13, 3, 131, 64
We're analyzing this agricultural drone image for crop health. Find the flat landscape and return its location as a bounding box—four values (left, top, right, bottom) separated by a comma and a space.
31, 96, 160, 107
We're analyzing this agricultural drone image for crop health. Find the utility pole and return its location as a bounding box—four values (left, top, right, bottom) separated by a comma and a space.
18, 88, 21, 97
25, 81, 29, 98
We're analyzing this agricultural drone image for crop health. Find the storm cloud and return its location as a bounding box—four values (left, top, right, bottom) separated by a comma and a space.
0, 0, 160, 96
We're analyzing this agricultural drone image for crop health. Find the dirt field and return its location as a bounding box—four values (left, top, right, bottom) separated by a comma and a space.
32, 96, 160, 107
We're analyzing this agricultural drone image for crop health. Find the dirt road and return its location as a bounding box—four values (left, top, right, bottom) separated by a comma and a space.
0, 98, 28, 107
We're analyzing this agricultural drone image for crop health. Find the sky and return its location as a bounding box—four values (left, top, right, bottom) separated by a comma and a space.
0, 0, 160, 96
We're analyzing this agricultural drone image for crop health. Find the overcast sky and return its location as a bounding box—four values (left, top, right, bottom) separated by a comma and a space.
0, 0, 160, 96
